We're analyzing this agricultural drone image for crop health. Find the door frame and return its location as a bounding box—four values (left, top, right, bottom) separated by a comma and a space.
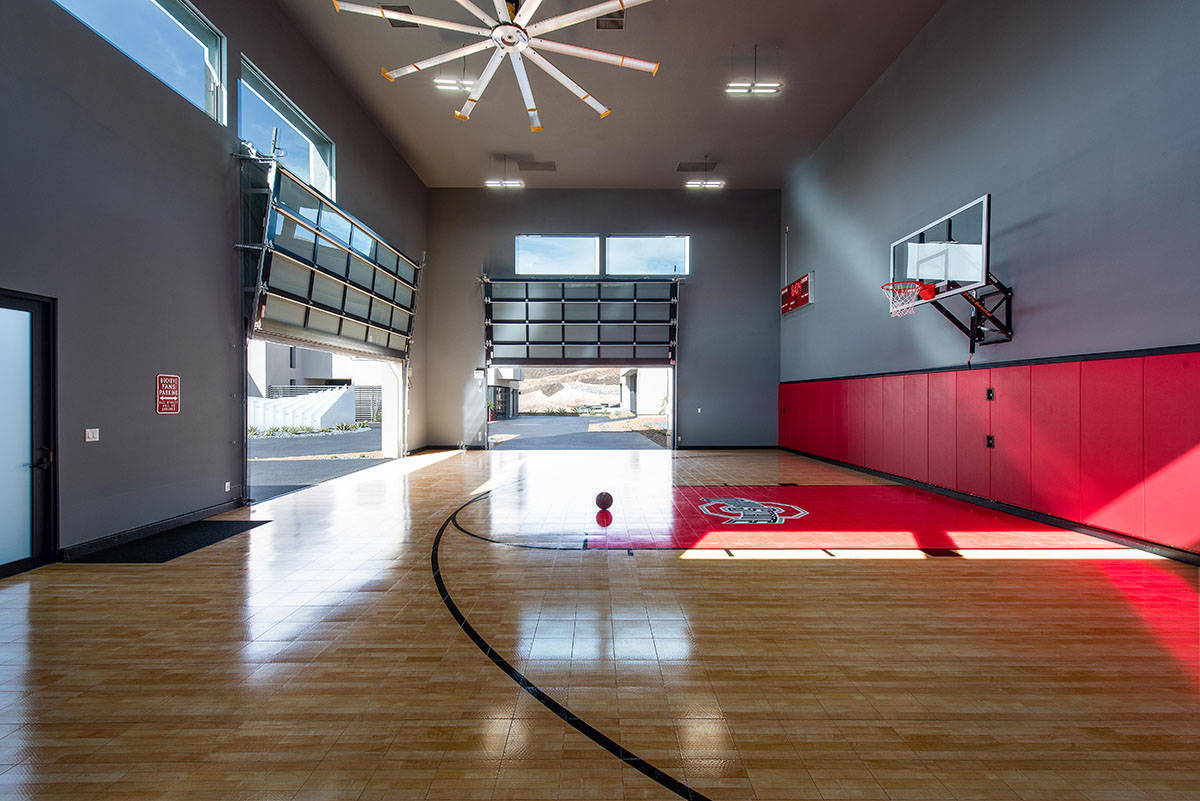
0, 288, 58, 578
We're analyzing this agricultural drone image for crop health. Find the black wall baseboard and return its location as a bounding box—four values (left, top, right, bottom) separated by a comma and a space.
781, 447, 1200, 567
780, 342, 1200, 385
59, 499, 245, 561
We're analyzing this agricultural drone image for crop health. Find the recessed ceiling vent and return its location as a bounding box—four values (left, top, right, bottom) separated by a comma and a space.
517, 161, 557, 172
677, 161, 718, 173
380, 5, 417, 27
597, 10, 625, 30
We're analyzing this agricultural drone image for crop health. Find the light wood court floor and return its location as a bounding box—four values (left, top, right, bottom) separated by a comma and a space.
0, 449, 1197, 800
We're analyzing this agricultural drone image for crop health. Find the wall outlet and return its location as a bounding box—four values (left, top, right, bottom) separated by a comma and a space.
224, 481, 231, 492
697, 407, 702, 414
85, 428, 100, 442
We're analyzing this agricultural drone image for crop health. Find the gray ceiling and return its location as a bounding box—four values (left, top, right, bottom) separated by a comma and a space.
282, 0, 945, 189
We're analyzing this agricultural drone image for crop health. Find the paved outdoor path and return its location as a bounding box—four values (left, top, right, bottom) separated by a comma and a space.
249, 424, 388, 501
488, 415, 663, 450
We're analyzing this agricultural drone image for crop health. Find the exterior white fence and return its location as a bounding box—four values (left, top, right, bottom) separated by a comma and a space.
248, 387, 356, 430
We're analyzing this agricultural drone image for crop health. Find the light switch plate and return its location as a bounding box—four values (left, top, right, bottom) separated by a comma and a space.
85, 428, 99, 442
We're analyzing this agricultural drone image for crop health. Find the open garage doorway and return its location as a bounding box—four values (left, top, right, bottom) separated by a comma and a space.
487, 365, 673, 450
245, 339, 406, 501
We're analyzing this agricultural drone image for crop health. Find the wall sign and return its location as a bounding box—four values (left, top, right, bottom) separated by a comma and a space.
781, 273, 812, 314
156, 374, 180, 415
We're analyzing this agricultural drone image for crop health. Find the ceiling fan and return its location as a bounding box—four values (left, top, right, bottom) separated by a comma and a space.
332, 0, 660, 131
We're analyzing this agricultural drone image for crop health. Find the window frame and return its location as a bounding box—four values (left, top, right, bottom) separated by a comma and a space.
50, 0, 227, 123
514, 235, 602, 277
604, 235, 691, 277
239, 58, 337, 199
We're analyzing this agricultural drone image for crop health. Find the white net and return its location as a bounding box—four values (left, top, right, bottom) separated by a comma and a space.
883, 281, 923, 318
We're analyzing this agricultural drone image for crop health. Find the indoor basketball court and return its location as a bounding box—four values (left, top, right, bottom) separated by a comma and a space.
3, 1, 1199, 800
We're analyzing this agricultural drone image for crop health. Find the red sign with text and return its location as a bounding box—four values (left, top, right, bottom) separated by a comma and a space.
156, 374, 180, 415
781, 273, 811, 314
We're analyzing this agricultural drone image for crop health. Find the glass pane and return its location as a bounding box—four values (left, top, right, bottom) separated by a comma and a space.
0, 308, 32, 564
600, 283, 635, 300
52, 0, 223, 120
492, 345, 526, 360
396, 260, 416, 285
636, 345, 670, 360
311, 274, 344, 310
601, 303, 635, 322
528, 282, 562, 300
565, 324, 598, 343
369, 299, 392, 327
272, 216, 316, 260
374, 275, 395, 302
565, 303, 597, 322
493, 324, 525, 343
320, 205, 352, 246
636, 325, 670, 343
240, 64, 333, 195
266, 259, 311, 298
344, 288, 371, 320
350, 227, 375, 261
492, 282, 526, 300
367, 327, 389, 347
376, 248, 399, 274
348, 255, 374, 290
388, 332, 408, 351
264, 295, 306, 326
564, 345, 598, 360
307, 309, 340, 334
528, 302, 561, 321
636, 282, 672, 300
278, 175, 320, 225
607, 236, 690, 276
492, 302, 525, 322
600, 345, 635, 360
636, 303, 671, 322
394, 285, 414, 310
529, 345, 563, 359
515, 236, 599, 275
390, 309, 411, 333
341, 320, 367, 341
601, 325, 634, 343
564, 282, 599, 300
315, 236, 347, 276
529, 324, 562, 343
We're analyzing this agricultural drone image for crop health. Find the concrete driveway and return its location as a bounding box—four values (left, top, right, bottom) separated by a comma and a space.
488, 415, 665, 450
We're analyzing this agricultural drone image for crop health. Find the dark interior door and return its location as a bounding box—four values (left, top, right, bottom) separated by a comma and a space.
0, 289, 55, 578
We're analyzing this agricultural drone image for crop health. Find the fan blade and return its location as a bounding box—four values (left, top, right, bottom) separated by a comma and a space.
456, 49, 506, 120
523, 48, 610, 117
493, 0, 511, 22
529, 38, 658, 75
509, 53, 543, 132
527, 0, 656, 37
512, 0, 545, 27
452, 0, 497, 25
383, 40, 493, 81
335, 3, 493, 37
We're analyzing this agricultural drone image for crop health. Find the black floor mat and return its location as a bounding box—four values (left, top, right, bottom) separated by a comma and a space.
74, 520, 268, 563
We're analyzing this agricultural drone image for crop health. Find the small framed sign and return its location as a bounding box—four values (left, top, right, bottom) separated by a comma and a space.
781, 273, 813, 314
156, 374, 180, 415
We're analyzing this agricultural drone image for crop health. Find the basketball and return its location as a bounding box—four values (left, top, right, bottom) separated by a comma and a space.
595, 492, 613, 510
595, 509, 613, 528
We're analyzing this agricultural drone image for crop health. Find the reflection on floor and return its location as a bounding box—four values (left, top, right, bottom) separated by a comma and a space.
489, 414, 666, 450
0, 448, 1196, 801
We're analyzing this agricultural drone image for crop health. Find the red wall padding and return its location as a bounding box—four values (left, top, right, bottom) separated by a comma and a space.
1143, 353, 1200, 551
990, 366, 1032, 509
956, 369, 991, 499
1081, 358, 1144, 538
1030, 362, 1082, 522
779, 349, 1200, 555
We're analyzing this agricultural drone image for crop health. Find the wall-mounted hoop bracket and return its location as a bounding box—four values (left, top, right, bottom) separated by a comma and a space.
928, 272, 1013, 354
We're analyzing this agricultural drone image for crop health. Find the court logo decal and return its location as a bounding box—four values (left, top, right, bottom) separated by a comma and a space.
698, 497, 808, 525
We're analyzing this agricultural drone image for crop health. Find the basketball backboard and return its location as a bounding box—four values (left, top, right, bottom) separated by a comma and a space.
889, 195, 990, 309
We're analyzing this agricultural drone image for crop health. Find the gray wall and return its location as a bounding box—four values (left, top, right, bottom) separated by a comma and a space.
424, 189, 781, 448
0, 0, 427, 548
781, 0, 1200, 381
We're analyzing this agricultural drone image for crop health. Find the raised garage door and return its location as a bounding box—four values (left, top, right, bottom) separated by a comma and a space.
241, 159, 421, 361
484, 278, 677, 366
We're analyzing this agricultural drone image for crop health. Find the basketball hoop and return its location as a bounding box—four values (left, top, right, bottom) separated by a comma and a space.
881, 280, 935, 318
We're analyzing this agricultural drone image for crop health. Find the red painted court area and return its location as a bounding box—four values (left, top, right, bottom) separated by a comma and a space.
471, 484, 1124, 551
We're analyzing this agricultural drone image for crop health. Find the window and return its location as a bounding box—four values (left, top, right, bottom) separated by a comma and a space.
515, 236, 600, 276
51, 0, 225, 122
606, 236, 690, 276
239, 61, 334, 197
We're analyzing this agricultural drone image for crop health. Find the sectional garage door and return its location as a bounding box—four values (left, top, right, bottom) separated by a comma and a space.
484, 278, 678, 366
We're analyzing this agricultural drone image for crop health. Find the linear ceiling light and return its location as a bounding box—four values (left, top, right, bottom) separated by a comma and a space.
685, 179, 725, 189
433, 76, 474, 91
485, 179, 525, 188
726, 45, 782, 96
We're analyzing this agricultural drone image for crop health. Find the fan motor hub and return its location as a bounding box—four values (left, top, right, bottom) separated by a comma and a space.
491, 23, 530, 53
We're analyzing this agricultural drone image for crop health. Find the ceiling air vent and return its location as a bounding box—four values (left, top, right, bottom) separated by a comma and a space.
677, 161, 718, 173
597, 9, 625, 30
517, 161, 557, 172
380, 5, 417, 27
